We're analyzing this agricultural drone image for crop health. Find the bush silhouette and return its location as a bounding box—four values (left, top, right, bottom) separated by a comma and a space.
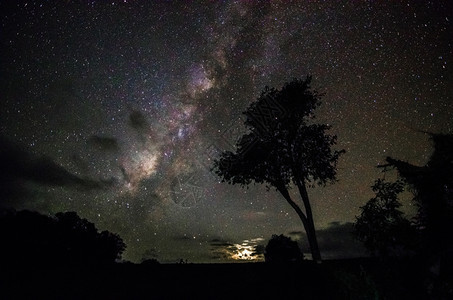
264, 234, 304, 263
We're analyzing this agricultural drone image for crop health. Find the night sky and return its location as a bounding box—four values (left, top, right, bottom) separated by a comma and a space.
1, 1, 451, 263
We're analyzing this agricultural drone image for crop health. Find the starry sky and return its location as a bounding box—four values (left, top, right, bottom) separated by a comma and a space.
1, 1, 452, 263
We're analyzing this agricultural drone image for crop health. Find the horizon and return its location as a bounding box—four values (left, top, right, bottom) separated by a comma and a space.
0, 1, 451, 264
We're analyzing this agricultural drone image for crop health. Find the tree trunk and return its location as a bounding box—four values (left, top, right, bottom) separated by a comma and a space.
276, 185, 322, 261
295, 179, 322, 262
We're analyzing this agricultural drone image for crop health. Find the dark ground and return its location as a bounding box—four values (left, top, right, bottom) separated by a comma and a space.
0, 258, 434, 299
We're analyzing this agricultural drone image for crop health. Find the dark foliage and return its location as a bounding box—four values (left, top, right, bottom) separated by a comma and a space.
213, 76, 344, 262
385, 133, 453, 253
354, 133, 453, 298
353, 179, 417, 257
213, 76, 343, 189
264, 234, 304, 263
0, 209, 126, 267
384, 133, 453, 298
355, 133, 453, 259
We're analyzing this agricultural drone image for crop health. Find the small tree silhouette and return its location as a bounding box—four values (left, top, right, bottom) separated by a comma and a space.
213, 76, 344, 262
264, 234, 304, 263
353, 179, 416, 257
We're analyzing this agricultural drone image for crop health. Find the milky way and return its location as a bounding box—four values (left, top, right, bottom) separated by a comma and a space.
1, 1, 451, 263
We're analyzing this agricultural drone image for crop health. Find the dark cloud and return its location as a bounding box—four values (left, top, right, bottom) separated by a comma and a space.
287, 222, 367, 259
174, 235, 193, 241
252, 244, 265, 256
128, 110, 152, 145
209, 238, 265, 261
87, 135, 119, 152
31, 159, 101, 188
288, 231, 304, 237
209, 238, 235, 260
128, 110, 149, 131
209, 254, 223, 260
70, 154, 90, 174
209, 238, 234, 247
142, 248, 159, 260
0, 137, 109, 205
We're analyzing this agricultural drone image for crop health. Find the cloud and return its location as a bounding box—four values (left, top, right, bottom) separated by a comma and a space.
209, 238, 265, 261
142, 248, 159, 260
210, 238, 235, 248
127, 110, 155, 147
87, 135, 119, 152
286, 222, 367, 259
209, 239, 236, 260
0, 136, 109, 204
287, 231, 304, 237
23, 157, 102, 188
173, 235, 193, 241
128, 110, 149, 131
252, 244, 265, 256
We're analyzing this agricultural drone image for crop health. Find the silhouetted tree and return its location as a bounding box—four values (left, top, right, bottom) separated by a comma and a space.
0, 209, 126, 267
0, 209, 56, 266
213, 76, 344, 262
264, 234, 304, 263
374, 132, 453, 299
353, 179, 416, 257
383, 133, 453, 256
382, 133, 453, 294
96, 230, 127, 264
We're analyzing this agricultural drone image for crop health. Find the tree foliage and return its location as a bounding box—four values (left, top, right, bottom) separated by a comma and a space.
214, 76, 343, 189
353, 179, 416, 257
384, 133, 453, 255
213, 76, 344, 261
355, 133, 453, 264
264, 234, 304, 263
359, 133, 453, 298
0, 209, 126, 267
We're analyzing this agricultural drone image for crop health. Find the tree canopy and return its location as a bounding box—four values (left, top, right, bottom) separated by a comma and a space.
214, 76, 343, 190
353, 179, 416, 257
353, 133, 453, 294
213, 76, 344, 261
264, 234, 304, 263
0, 209, 126, 267
383, 133, 453, 255
353, 133, 453, 298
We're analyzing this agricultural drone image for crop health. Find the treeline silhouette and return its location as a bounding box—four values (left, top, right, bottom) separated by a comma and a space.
354, 133, 453, 298
355, 133, 453, 258
0, 209, 125, 268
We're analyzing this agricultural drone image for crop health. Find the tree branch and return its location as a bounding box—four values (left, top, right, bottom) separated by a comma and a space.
276, 184, 308, 228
